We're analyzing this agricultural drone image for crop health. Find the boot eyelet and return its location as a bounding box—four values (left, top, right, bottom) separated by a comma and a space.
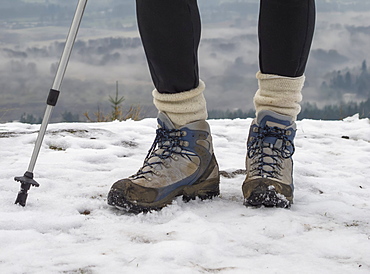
181, 131, 187, 136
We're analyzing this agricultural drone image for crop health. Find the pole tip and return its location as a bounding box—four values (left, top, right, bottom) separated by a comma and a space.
14, 171, 39, 206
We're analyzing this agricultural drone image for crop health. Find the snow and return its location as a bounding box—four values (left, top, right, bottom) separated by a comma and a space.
1, 115, 370, 273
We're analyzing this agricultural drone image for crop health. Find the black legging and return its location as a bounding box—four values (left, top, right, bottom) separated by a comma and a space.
136, 0, 315, 94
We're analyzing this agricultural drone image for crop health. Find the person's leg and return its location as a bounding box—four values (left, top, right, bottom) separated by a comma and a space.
136, 0, 201, 93
243, 0, 316, 208
108, 0, 219, 212
258, 0, 315, 77
255, 0, 315, 119
137, 0, 207, 127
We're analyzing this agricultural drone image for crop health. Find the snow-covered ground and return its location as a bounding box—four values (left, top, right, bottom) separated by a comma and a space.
1, 115, 369, 274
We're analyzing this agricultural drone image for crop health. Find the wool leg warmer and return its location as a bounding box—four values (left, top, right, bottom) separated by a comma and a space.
152, 80, 207, 127
253, 71, 305, 121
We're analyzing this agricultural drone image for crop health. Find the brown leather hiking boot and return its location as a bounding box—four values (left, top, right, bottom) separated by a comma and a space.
243, 110, 296, 208
108, 112, 220, 213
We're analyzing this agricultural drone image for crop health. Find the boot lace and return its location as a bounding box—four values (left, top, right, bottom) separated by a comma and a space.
247, 125, 295, 179
132, 127, 195, 179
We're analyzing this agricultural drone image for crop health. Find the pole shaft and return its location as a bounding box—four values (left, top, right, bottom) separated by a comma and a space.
27, 105, 53, 172
53, 0, 88, 91
26, 0, 88, 173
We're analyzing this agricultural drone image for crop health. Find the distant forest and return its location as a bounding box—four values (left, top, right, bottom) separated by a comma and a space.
320, 60, 370, 100
208, 60, 370, 120
20, 97, 370, 124
208, 98, 370, 121
2, 35, 370, 123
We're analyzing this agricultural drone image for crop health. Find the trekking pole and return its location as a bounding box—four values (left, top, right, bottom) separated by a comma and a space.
14, 0, 88, 207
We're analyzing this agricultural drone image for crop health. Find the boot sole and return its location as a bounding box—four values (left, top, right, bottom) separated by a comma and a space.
243, 179, 293, 208
107, 156, 220, 213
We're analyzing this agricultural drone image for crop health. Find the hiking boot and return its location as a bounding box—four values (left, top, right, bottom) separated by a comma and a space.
108, 112, 220, 212
242, 110, 296, 208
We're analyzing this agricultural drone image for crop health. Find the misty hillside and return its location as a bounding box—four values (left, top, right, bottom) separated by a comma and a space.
1, 0, 370, 122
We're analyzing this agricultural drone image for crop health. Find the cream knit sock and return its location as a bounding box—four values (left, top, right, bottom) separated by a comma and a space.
152, 80, 208, 127
254, 71, 305, 121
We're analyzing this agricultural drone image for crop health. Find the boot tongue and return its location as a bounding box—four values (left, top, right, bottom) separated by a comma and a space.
257, 110, 293, 129
157, 112, 176, 130
256, 110, 293, 147
138, 113, 174, 175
